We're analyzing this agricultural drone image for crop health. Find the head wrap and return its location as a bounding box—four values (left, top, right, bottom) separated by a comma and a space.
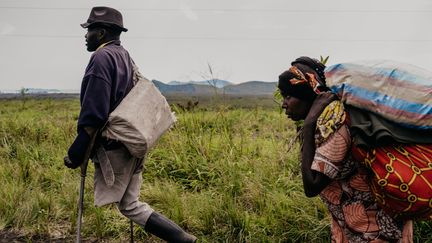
278, 56, 329, 102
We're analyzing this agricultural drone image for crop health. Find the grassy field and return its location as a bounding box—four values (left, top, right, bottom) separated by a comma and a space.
0, 98, 431, 242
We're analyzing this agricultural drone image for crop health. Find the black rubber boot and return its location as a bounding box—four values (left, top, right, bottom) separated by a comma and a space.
144, 212, 197, 243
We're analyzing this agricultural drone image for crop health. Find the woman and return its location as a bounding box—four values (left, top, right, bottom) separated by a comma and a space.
278, 57, 413, 242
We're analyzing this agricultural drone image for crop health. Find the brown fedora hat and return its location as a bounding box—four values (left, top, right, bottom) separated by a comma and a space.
81, 6, 128, 32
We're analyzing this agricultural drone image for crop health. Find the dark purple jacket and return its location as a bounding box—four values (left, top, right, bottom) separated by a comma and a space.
77, 40, 134, 132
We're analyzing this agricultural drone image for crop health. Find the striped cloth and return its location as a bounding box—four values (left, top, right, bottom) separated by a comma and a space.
326, 60, 432, 130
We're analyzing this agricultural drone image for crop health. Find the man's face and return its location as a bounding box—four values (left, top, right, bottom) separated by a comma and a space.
85, 27, 102, 52
281, 96, 311, 121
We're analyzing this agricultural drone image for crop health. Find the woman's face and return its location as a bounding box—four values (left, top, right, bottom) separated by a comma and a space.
282, 96, 311, 121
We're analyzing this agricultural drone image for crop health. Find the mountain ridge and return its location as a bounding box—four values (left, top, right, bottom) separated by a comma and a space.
167, 79, 232, 88
1, 80, 277, 96
152, 80, 277, 96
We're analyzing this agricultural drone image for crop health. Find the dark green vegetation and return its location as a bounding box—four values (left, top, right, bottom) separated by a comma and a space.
0, 98, 431, 242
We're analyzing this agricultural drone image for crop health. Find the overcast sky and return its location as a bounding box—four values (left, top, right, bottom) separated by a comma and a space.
1, 0, 432, 91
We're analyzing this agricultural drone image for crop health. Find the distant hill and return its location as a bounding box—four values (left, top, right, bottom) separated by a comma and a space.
153, 80, 215, 95
1, 88, 65, 94
26, 88, 61, 94
223, 81, 277, 95
153, 80, 276, 96
168, 79, 232, 88
0, 80, 277, 97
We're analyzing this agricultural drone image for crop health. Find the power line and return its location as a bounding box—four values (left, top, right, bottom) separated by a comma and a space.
1, 6, 432, 13
2, 34, 81, 39
3, 34, 432, 42
0, 6, 88, 10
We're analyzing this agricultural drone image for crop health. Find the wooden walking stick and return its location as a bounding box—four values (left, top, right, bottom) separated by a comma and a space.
76, 129, 99, 243
130, 219, 134, 243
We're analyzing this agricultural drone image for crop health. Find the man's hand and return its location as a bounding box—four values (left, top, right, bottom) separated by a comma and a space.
64, 128, 94, 169
64, 155, 81, 169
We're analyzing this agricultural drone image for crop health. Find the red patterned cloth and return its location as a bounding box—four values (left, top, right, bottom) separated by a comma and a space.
352, 144, 432, 220
312, 100, 412, 242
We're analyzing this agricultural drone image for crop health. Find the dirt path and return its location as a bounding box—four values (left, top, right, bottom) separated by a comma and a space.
0, 230, 106, 243
0, 230, 164, 242
0, 230, 70, 242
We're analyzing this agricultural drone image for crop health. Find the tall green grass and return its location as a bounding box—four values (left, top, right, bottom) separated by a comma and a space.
0, 99, 430, 242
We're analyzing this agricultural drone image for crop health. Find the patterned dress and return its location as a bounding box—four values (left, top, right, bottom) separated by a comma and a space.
310, 100, 411, 242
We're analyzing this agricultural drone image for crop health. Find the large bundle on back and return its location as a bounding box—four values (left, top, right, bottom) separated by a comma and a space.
326, 60, 432, 130
102, 64, 176, 158
325, 60, 432, 220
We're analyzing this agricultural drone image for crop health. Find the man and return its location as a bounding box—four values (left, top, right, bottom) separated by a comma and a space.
64, 6, 197, 243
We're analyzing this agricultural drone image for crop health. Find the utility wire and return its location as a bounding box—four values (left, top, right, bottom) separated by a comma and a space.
3, 34, 432, 42
0, 6, 432, 13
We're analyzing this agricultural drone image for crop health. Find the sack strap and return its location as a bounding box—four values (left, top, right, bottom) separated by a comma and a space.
100, 57, 140, 137
130, 58, 147, 86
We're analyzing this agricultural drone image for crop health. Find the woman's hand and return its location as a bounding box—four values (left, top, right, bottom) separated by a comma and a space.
300, 92, 338, 197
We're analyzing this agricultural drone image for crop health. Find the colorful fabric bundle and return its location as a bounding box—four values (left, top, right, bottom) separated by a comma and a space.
326, 60, 432, 130
352, 144, 432, 220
